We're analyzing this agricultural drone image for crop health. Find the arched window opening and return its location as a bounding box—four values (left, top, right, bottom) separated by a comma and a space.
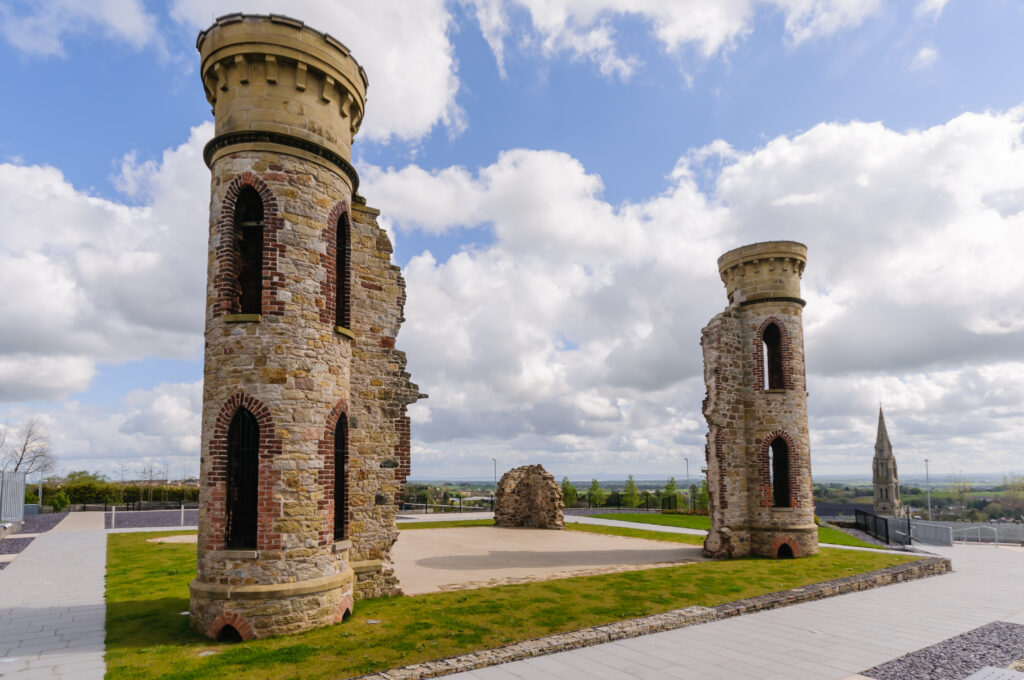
762, 323, 784, 389
777, 543, 794, 559
216, 625, 243, 643
226, 408, 259, 549
335, 212, 351, 329
333, 417, 348, 541
233, 187, 264, 315
769, 437, 791, 508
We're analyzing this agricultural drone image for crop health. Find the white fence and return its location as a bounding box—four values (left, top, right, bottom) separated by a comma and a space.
0, 471, 26, 522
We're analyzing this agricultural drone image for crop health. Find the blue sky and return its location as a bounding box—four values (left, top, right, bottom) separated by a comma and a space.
1, 0, 1023, 483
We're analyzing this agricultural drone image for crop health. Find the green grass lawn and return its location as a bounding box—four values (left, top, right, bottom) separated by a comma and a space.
106, 530, 915, 680
397, 519, 495, 530
586, 513, 880, 549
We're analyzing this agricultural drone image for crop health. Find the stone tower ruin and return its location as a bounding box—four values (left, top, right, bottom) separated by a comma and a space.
189, 14, 422, 640
872, 407, 901, 516
701, 241, 818, 559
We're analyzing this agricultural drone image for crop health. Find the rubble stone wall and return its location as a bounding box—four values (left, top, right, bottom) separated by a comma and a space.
494, 465, 565, 530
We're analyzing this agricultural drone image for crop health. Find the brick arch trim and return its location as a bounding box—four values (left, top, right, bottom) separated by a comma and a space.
214, 172, 285, 316
320, 200, 351, 326
205, 393, 282, 551
758, 429, 799, 508
768, 535, 802, 559
207, 610, 255, 641
318, 399, 350, 546
752, 316, 794, 390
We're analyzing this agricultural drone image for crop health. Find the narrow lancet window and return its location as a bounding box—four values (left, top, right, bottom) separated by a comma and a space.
763, 323, 784, 389
335, 212, 350, 329
769, 437, 791, 508
233, 187, 264, 315
333, 418, 347, 540
226, 408, 259, 549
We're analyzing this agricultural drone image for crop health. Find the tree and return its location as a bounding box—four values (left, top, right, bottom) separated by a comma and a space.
561, 477, 577, 507
587, 479, 606, 507
664, 477, 678, 496
622, 474, 640, 508
0, 417, 55, 477
949, 472, 970, 520
1001, 473, 1024, 517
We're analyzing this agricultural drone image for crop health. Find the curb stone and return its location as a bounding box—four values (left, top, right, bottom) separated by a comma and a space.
355, 556, 951, 680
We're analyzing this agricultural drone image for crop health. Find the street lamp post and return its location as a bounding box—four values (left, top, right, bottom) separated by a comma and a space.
925, 458, 932, 522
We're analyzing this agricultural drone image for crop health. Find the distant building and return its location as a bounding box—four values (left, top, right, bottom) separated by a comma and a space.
872, 407, 901, 516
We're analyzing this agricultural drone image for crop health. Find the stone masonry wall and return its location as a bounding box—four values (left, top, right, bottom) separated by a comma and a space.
494, 465, 565, 530
348, 200, 423, 599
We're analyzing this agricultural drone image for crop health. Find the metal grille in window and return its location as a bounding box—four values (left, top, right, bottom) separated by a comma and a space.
234, 187, 264, 315
770, 437, 791, 508
227, 408, 259, 549
334, 418, 347, 541
335, 213, 351, 329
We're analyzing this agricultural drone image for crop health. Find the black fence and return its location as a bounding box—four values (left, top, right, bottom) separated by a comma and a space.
855, 509, 910, 545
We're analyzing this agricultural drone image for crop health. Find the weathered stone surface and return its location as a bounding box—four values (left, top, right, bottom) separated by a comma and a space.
702, 241, 818, 559
190, 14, 421, 640
494, 465, 564, 530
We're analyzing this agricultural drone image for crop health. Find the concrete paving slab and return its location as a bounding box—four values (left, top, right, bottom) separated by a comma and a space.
392, 526, 706, 594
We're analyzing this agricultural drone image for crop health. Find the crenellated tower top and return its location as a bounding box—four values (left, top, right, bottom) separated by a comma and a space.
197, 13, 368, 191
717, 240, 807, 306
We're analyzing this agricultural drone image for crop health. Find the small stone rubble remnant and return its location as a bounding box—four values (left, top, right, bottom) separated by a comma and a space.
494, 465, 565, 530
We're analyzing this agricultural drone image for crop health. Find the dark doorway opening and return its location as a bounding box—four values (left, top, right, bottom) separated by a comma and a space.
227, 408, 259, 549
769, 437, 791, 508
333, 417, 348, 541
216, 624, 243, 642
777, 543, 794, 559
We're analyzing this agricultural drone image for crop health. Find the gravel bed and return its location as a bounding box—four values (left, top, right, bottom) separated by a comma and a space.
865, 622, 1024, 680
106, 509, 198, 529
20, 512, 69, 534
0, 537, 36, 555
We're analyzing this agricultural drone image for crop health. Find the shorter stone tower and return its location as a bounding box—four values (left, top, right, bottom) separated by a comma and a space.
701, 241, 818, 559
872, 407, 901, 516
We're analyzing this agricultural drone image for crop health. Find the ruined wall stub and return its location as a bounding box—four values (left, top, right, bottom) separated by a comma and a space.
494, 465, 565, 530
701, 241, 818, 559
190, 14, 422, 640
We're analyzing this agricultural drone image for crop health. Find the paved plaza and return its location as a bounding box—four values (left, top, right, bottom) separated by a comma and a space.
2, 513, 1024, 679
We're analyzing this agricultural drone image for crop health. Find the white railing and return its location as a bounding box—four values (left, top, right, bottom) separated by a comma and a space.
952, 525, 998, 546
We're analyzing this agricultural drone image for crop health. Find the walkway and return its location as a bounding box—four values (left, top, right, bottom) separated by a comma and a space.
450, 544, 1024, 680
0, 512, 106, 680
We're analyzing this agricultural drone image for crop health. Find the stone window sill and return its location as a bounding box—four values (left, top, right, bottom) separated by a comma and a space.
769, 507, 796, 513
335, 326, 355, 339
224, 313, 262, 323
763, 389, 788, 394
332, 539, 352, 553
210, 549, 258, 560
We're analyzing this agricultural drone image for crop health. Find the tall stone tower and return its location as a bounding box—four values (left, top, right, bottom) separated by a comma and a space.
190, 14, 422, 640
701, 241, 818, 559
872, 407, 901, 516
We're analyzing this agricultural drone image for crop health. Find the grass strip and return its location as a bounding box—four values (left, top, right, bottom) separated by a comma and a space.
106, 531, 916, 680
588, 513, 880, 549
397, 519, 495, 530
566, 522, 705, 545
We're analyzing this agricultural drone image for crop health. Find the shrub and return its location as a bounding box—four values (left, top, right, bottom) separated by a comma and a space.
51, 490, 70, 512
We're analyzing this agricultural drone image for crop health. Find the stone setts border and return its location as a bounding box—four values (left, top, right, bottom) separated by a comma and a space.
357, 556, 951, 680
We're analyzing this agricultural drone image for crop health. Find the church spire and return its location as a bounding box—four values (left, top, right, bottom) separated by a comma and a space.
875, 406, 893, 458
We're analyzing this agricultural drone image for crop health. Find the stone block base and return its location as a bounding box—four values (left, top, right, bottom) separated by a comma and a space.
750, 525, 818, 558
190, 568, 354, 639
353, 559, 402, 600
